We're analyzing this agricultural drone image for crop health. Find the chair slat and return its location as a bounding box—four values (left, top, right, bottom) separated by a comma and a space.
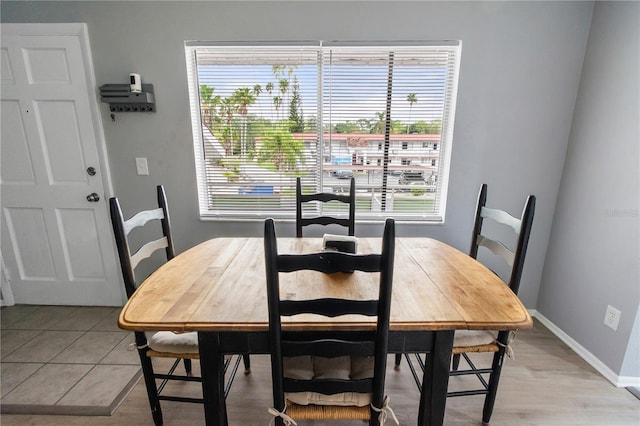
130, 236, 168, 269
476, 235, 515, 267
480, 206, 521, 233
124, 207, 165, 235
281, 298, 378, 317
282, 339, 375, 358
300, 192, 352, 204
300, 216, 351, 228
277, 252, 381, 274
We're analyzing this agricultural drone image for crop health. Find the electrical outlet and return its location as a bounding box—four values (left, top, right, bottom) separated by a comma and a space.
604, 305, 621, 331
135, 157, 149, 176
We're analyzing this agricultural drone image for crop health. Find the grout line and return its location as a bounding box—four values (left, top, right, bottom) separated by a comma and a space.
0, 329, 45, 359
51, 364, 97, 407
0, 362, 46, 399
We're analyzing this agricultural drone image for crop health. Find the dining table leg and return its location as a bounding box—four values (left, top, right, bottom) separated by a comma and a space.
198, 332, 228, 426
418, 330, 454, 426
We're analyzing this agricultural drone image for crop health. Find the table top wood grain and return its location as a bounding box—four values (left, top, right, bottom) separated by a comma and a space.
118, 237, 532, 333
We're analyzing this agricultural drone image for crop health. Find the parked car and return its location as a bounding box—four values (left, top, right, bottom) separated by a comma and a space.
331, 169, 353, 179
398, 171, 425, 185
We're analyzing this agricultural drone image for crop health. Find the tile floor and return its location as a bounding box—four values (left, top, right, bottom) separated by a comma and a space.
1, 305, 141, 416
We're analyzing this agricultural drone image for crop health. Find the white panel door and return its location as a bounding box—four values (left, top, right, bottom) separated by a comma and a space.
1, 24, 124, 306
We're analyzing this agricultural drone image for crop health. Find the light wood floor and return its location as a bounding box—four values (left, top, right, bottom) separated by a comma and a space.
2, 319, 638, 425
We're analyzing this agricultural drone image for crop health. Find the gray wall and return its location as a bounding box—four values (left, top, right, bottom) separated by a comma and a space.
538, 1, 640, 379
1, 0, 593, 311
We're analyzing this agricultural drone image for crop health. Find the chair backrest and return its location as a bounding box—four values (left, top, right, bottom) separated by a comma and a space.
264, 217, 395, 415
296, 177, 356, 237
109, 185, 175, 299
469, 184, 535, 295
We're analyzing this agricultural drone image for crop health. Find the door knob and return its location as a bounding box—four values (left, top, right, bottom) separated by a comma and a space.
87, 167, 96, 176
86, 192, 100, 202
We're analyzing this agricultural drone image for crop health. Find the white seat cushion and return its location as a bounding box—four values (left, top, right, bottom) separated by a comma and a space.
282, 355, 374, 407
148, 331, 198, 354
453, 330, 496, 348
286, 390, 371, 407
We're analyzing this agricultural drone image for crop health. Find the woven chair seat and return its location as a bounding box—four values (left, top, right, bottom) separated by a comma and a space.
452, 329, 497, 354
452, 343, 499, 355
286, 401, 370, 420
146, 349, 200, 359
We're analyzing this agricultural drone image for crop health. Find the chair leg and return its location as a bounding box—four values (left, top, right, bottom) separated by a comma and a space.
369, 409, 381, 426
137, 349, 163, 425
183, 358, 193, 377
482, 331, 509, 425
394, 353, 402, 371
243, 353, 251, 374
452, 353, 461, 370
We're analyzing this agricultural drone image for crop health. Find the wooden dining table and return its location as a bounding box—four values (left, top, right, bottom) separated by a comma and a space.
118, 236, 532, 426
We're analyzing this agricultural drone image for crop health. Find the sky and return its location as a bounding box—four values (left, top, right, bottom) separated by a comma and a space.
197, 63, 448, 124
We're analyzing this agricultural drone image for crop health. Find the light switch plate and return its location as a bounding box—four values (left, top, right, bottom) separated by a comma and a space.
135, 157, 149, 175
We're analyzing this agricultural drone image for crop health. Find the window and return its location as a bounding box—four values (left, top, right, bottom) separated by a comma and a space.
185, 41, 460, 221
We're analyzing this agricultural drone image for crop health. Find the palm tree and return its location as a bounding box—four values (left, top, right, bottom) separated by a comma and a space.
265, 82, 274, 119
257, 128, 304, 173
232, 87, 256, 156
273, 96, 283, 121
199, 85, 220, 128
372, 111, 387, 134
272, 65, 286, 80
406, 93, 418, 133
288, 79, 304, 132
279, 78, 290, 113
219, 97, 237, 156
252, 84, 263, 117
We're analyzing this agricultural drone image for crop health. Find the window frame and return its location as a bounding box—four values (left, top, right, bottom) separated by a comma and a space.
185, 41, 461, 223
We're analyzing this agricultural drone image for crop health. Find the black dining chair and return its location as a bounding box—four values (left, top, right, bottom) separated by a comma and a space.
395, 183, 535, 425
296, 176, 356, 237
109, 185, 247, 426
264, 217, 396, 425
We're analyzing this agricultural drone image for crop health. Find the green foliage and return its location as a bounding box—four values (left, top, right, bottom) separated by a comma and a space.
220, 158, 241, 181
408, 119, 442, 134
232, 87, 255, 115
288, 79, 304, 132
256, 128, 304, 172
334, 121, 361, 133
410, 186, 427, 196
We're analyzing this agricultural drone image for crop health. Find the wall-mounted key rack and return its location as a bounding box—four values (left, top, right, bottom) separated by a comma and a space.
99, 83, 155, 112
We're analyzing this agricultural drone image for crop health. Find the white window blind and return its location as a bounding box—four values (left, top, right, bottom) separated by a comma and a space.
185, 41, 460, 222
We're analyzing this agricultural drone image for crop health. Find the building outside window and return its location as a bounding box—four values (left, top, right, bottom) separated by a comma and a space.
185, 41, 461, 221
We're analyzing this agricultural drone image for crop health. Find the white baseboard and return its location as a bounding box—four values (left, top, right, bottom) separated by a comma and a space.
530, 309, 640, 388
